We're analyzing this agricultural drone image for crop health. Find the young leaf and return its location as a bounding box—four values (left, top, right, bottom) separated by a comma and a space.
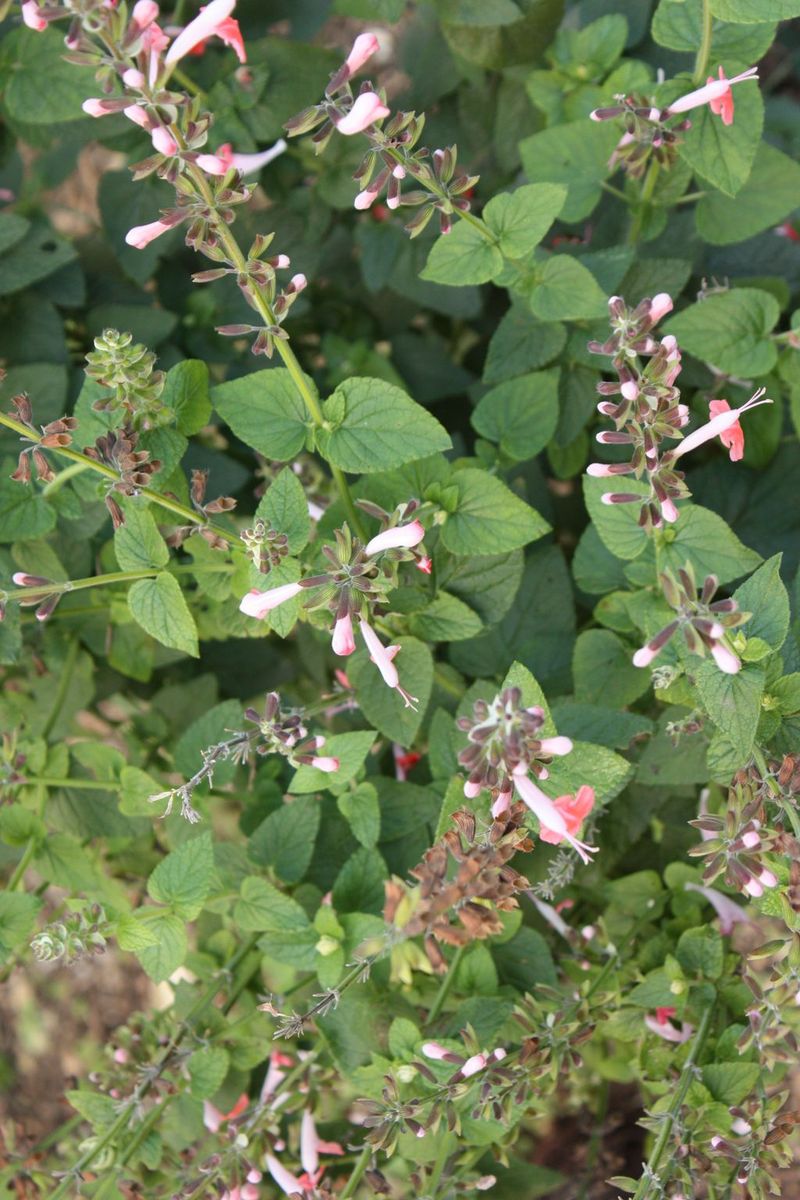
114, 505, 170, 572
662, 287, 779, 378
255, 466, 311, 555
211, 368, 313, 461
128, 572, 199, 657
420, 222, 503, 285
482, 183, 567, 258
471, 369, 559, 460
441, 468, 550, 555
147, 832, 214, 920
316, 378, 451, 473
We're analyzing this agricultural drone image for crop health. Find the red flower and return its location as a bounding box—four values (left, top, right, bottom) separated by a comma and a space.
708, 399, 744, 461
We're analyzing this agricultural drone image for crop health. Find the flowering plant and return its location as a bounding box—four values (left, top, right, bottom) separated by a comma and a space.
1, 1, 800, 1198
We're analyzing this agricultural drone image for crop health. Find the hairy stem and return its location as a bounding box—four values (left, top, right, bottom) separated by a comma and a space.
340, 1144, 373, 1200
628, 160, 661, 245
3, 562, 233, 605
424, 943, 465, 1027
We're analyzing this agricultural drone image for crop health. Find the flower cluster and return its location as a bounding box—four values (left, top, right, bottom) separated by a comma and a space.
30, 904, 110, 964
383, 806, 534, 974
148, 691, 339, 823
240, 505, 428, 708
7, 392, 77, 486
83, 426, 163, 528
633, 563, 749, 675
84, 327, 167, 427
284, 34, 478, 236
591, 67, 759, 178
456, 686, 596, 863
588, 293, 771, 530
689, 773, 781, 899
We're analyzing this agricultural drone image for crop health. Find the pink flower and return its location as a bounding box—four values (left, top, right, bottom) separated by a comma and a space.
212, 139, 288, 176
265, 1155, 304, 1198
490, 788, 512, 817
122, 67, 146, 87
421, 1041, 453, 1060
460, 1053, 488, 1078
289, 273, 307, 293
21, 1, 47, 30
164, 0, 245, 66
649, 292, 673, 323
416, 555, 432, 575
124, 104, 151, 129
512, 770, 597, 864
344, 33, 380, 76
365, 519, 425, 556
335, 92, 390, 135
708, 399, 744, 461
195, 153, 231, 175
331, 613, 356, 656
300, 1111, 344, 1176
310, 756, 339, 773
131, 0, 160, 29
710, 641, 741, 674
239, 581, 304, 619
359, 619, 418, 709
667, 66, 758, 122
125, 218, 174, 248
538, 736, 573, 757
259, 1049, 294, 1105
684, 882, 749, 936
644, 1014, 694, 1043
672, 388, 771, 461
463, 779, 482, 799
538, 785, 595, 847
151, 125, 178, 156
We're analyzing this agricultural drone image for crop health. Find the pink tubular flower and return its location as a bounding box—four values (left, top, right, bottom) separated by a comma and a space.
365, 519, 425, 556
416, 555, 433, 575
195, 153, 231, 175
212, 139, 288, 176
239, 580, 304, 619
512, 769, 597, 864
359, 619, 418, 709
164, 0, 245, 65
672, 388, 771, 461
685, 881, 749, 936
344, 33, 380, 76
125, 218, 174, 248
666, 66, 758, 122
538, 736, 573, 757
710, 640, 741, 675
708, 399, 744, 461
124, 104, 151, 129
131, 0, 160, 28
331, 612, 356, 656
82, 98, 128, 118
21, 1, 47, 30
460, 1053, 488, 1078
299, 1111, 344, 1176
122, 67, 146, 87
265, 1155, 304, 1198
649, 292, 673, 323
644, 1014, 694, 1043
151, 125, 178, 156
335, 91, 390, 135
538, 785, 595, 847
310, 755, 339, 773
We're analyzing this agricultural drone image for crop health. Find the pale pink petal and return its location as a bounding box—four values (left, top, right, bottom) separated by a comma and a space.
164, 0, 236, 64
359, 619, 399, 688
239, 581, 303, 619
365, 520, 425, 556
335, 92, 390, 135
300, 1110, 319, 1176
345, 33, 379, 75
21, 1, 47, 31
125, 219, 173, 248
332, 613, 356, 656
265, 1154, 304, 1198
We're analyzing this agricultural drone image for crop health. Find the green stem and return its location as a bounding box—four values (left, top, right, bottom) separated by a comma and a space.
0, 412, 237, 545
41, 635, 79, 740
182, 162, 368, 540
627, 160, 661, 245
3, 562, 233, 605
42, 460, 91, 496
694, 0, 714, 84
600, 180, 630, 202
427, 1135, 452, 1197
633, 1003, 714, 1200
753, 745, 800, 839
340, 1145, 373, 1200
424, 944, 465, 1027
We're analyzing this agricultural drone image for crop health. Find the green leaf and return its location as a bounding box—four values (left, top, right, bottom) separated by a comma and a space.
733, 555, 789, 651
254, 466, 310, 555
483, 183, 567, 258
652, 0, 776, 63
676, 925, 724, 979
483, 304, 566, 383
441, 468, 550, 555
530, 256, 608, 322
471, 369, 559, 460
663, 288, 779, 378
702, 1061, 761, 1105
332, 846, 388, 914
0, 474, 56, 543
435, 0, 523, 24
174, 701, 243, 791
235, 877, 317, 967
693, 661, 764, 761
696, 143, 800, 246
148, 832, 214, 920
408, 592, 484, 642
162, 360, 211, 436
316, 378, 451, 474
134, 910, 188, 982
128, 572, 199, 658
212, 368, 313, 461
420, 222, 503, 285
711, 0, 800, 18
0, 220, 77, 297
188, 1048, 230, 1099
115, 911, 160, 952
493, 927, 557, 990
545, 739, 632, 806
0, 892, 41, 961
550, 702, 653, 751
337, 783, 381, 849
519, 119, 619, 221
349, 636, 434, 744
572, 630, 651, 707
1, 28, 90, 124
0, 213, 30, 255
289, 731, 376, 794
248, 796, 321, 884
676, 79, 763, 198
114, 505, 170, 572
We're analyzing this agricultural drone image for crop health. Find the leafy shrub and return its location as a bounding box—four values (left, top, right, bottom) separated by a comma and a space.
1, 1, 800, 1197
